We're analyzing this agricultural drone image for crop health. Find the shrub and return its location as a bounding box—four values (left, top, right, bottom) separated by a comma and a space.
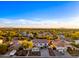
0, 44, 8, 54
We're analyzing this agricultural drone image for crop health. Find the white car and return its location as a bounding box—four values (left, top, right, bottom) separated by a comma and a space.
9, 50, 16, 56
56, 47, 66, 54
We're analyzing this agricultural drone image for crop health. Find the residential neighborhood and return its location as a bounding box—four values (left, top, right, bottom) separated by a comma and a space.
0, 1, 79, 58
0, 28, 79, 58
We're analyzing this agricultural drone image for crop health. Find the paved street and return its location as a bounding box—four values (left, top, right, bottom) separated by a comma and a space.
4, 51, 11, 56
0, 49, 73, 58
41, 49, 50, 57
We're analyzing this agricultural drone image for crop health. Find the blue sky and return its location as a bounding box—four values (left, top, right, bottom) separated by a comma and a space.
0, 1, 79, 28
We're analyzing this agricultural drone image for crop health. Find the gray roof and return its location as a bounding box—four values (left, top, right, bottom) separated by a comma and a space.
32, 39, 48, 43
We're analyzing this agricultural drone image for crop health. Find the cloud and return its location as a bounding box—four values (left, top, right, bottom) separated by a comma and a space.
0, 16, 79, 28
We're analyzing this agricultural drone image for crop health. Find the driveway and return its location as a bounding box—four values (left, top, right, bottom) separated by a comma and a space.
53, 50, 72, 58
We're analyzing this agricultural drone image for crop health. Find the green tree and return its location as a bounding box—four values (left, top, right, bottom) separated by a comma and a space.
0, 44, 8, 54
7, 36, 13, 42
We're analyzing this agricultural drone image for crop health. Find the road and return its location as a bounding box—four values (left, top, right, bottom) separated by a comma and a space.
41, 48, 50, 57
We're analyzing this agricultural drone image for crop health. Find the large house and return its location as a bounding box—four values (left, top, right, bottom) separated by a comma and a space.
53, 39, 65, 47
32, 39, 49, 48
52, 39, 67, 53
9, 37, 20, 50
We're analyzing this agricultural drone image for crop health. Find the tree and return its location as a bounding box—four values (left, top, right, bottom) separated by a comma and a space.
0, 36, 3, 39
21, 40, 33, 49
52, 35, 58, 40
18, 33, 23, 40
0, 30, 3, 36
6, 36, 13, 42
71, 32, 79, 40
0, 44, 8, 54
22, 40, 28, 48
28, 40, 33, 48
46, 35, 51, 40
71, 42, 79, 48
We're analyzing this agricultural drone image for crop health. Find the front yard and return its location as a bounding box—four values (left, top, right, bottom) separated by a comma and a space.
28, 50, 41, 56
48, 48, 55, 56
67, 47, 79, 56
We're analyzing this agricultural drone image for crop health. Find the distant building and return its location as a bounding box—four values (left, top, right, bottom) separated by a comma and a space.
53, 39, 65, 47
56, 46, 67, 53
52, 39, 67, 52
59, 34, 65, 40
21, 32, 27, 36
32, 47, 40, 52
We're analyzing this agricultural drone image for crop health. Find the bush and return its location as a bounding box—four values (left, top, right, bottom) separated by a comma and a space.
71, 42, 79, 48
67, 47, 79, 56
0, 44, 8, 54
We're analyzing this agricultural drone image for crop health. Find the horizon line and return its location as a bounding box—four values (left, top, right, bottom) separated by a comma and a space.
0, 27, 79, 29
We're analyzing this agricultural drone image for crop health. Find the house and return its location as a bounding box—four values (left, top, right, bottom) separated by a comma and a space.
53, 39, 65, 47
20, 32, 27, 36
32, 47, 40, 52
75, 40, 79, 44
64, 40, 72, 45
32, 39, 48, 48
65, 38, 72, 42
52, 39, 67, 52
58, 34, 65, 41
26, 33, 33, 38
56, 46, 67, 54
9, 37, 20, 50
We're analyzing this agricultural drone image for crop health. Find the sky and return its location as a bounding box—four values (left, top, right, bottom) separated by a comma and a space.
0, 1, 79, 28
